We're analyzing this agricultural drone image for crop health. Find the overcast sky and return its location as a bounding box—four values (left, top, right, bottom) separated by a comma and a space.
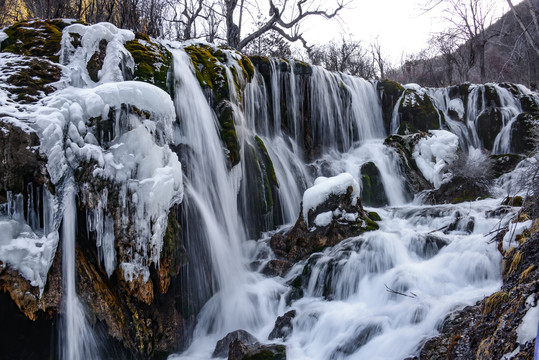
300, 0, 520, 64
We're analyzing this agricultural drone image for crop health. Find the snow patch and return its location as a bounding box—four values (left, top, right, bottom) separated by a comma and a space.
302, 173, 359, 226
314, 211, 333, 227
413, 130, 459, 188
517, 294, 539, 345
0, 31, 8, 43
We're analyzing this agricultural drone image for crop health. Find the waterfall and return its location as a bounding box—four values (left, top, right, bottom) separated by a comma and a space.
59, 184, 99, 360
169, 47, 283, 352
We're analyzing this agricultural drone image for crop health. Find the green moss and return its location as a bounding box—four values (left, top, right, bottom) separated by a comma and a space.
2, 20, 63, 62
398, 90, 440, 132
501, 196, 523, 207
184, 44, 230, 102
291, 276, 302, 289
5, 58, 61, 103
218, 105, 240, 167
368, 211, 381, 221
363, 217, 379, 231
124, 33, 172, 92
254, 136, 278, 186
243, 346, 286, 360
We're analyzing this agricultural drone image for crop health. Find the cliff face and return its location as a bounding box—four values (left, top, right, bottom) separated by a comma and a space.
0, 19, 537, 359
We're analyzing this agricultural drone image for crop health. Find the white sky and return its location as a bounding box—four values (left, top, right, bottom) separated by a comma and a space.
299, 0, 520, 64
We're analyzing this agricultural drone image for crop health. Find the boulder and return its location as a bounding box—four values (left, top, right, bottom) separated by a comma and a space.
423, 175, 490, 204
360, 162, 389, 207
213, 329, 258, 358
384, 133, 432, 197
228, 339, 286, 360
262, 259, 293, 277
270, 173, 380, 262
268, 310, 296, 341
476, 108, 503, 151
397, 89, 441, 134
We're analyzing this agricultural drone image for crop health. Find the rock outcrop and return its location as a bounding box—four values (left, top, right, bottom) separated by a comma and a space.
270, 173, 379, 263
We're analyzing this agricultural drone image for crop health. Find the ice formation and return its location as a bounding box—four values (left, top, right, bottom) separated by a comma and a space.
412, 130, 459, 188
0, 22, 183, 288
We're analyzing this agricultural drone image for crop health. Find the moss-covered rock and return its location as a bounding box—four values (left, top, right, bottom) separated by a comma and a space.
423, 175, 491, 204
377, 80, 405, 133
217, 103, 241, 167
0, 20, 67, 62
384, 133, 432, 197
124, 33, 172, 92
397, 89, 441, 134
476, 107, 504, 151
360, 162, 388, 207
489, 154, 526, 178
241, 136, 281, 237
509, 113, 538, 154
184, 44, 257, 166
1, 56, 62, 103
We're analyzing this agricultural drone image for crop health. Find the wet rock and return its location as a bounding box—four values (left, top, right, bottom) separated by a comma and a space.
423, 175, 490, 205
331, 323, 383, 359
213, 329, 258, 358
384, 133, 432, 196
377, 80, 405, 133
0, 120, 51, 203
268, 310, 296, 341
397, 89, 441, 134
262, 259, 293, 277
228, 339, 286, 360
490, 154, 525, 178
476, 108, 503, 151
510, 113, 538, 154
409, 234, 450, 259
360, 162, 389, 207
87, 38, 108, 82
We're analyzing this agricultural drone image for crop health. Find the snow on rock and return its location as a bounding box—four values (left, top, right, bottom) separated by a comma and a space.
412, 130, 459, 188
0, 30, 8, 43
502, 220, 533, 250
0, 21, 183, 287
302, 173, 359, 226
516, 294, 539, 345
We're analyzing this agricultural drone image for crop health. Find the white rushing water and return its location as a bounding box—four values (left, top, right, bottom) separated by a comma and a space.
59, 184, 99, 360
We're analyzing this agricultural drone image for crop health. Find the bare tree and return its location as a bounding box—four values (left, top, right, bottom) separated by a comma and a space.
223, 0, 347, 51
506, 0, 539, 57
308, 38, 376, 78
426, 0, 499, 82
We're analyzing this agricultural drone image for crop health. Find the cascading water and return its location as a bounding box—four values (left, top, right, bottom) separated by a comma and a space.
167, 49, 534, 360
59, 184, 99, 360
169, 47, 284, 356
